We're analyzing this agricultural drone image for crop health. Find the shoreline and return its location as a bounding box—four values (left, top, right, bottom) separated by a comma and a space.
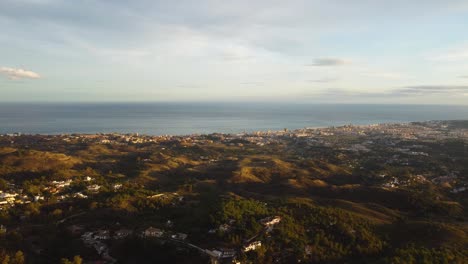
2, 119, 467, 138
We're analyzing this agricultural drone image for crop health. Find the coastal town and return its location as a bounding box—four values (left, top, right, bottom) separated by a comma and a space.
2, 119, 466, 197
0, 120, 466, 263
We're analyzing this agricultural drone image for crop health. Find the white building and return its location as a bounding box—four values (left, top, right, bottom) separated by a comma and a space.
243, 241, 261, 252
260, 216, 281, 226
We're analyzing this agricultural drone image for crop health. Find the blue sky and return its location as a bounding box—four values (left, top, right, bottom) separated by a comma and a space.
1, 0, 468, 104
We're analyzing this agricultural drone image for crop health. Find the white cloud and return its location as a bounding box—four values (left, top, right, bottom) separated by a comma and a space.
1, 1, 468, 103
397, 85, 468, 95
308, 58, 351, 66
0, 67, 41, 80
429, 47, 468, 62
307, 77, 339, 83
360, 71, 403, 80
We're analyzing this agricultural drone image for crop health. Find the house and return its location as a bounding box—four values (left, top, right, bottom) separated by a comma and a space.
305, 245, 313, 255
74, 192, 88, 199
171, 233, 187, 240
94, 230, 110, 240
208, 248, 236, 259
47, 187, 59, 194
114, 229, 133, 239
94, 241, 108, 255
81, 232, 94, 243
219, 224, 232, 232
0, 192, 18, 202
452, 186, 467, 193
0, 192, 15, 198
147, 194, 165, 199
243, 241, 261, 252
52, 179, 72, 188
142, 227, 164, 238
33, 195, 44, 202
87, 185, 101, 192
210, 250, 223, 258
260, 216, 281, 226
218, 248, 236, 258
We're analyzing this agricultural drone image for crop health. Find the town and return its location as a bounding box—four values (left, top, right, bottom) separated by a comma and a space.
0, 120, 466, 263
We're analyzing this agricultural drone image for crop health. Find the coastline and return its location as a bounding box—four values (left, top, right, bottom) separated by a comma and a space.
2, 120, 467, 140
2, 103, 468, 135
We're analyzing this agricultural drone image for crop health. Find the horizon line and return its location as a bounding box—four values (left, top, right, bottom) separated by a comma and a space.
1, 101, 468, 106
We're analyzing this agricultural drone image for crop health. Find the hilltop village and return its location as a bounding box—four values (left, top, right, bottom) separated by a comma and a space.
0, 120, 467, 263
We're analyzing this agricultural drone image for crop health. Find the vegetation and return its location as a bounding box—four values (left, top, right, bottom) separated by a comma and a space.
0, 121, 466, 263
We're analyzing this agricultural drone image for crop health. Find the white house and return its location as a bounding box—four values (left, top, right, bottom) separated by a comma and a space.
142, 227, 164, 238
260, 216, 281, 226
243, 241, 261, 252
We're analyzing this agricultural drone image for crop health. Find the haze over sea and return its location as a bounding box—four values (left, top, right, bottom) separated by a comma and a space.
1, 103, 467, 135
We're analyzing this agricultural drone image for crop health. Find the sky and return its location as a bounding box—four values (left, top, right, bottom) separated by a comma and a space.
1, 0, 468, 104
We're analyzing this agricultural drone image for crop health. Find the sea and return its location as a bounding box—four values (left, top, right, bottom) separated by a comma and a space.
1, 103, 467, 135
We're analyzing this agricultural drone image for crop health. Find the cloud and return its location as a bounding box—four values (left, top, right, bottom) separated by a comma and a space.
396, 85, 468, 95
304, 85, 468, 99
459, 75, 468, 78
175, 84, 201, 89
429, 47, 468, 62
239, 81, 264, 86
307, 77, 339, 83
360, 71, 402, 80
315, 88, 390, 98
308, 58, 351, 66
0, 67, 41, 80
221, 55, 255, 61
2, 1, 468, 104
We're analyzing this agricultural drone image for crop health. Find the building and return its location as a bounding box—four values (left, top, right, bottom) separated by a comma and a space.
114, 229, 133, 239
171, 233, 188, 240
94, 230, 110, 240
219, 224, 232, 232
208, 248, 236, 259
166, 220, 173, 227
260, 216, 281, 226
87, 184, 101, 192
142, 227, 164, 238
219, 248, 236, 258
73, 192, 88, 199
243, 241, 261, 252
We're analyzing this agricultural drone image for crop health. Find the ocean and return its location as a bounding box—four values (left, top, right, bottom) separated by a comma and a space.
1, 103, 467, 135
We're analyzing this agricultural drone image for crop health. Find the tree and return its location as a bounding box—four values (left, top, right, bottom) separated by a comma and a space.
25, 202, 41, 216
51, 209, 63, 218
60, 258, 72, 264
0, 179, 8, 190
60, 255, 82, 264
10, 251, 24, 264
73, 255, 83, 264
1, 255, 10, 264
